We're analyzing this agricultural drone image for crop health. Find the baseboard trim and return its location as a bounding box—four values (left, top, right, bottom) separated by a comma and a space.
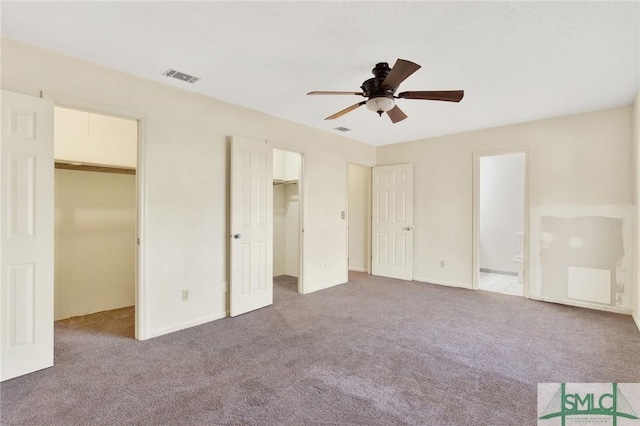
144, 312, 227, 339
348, 267, 367, 273
479, 267, 518, 277
528, 294, 633, 315
633, 311, 640, 333
413, 276, 471, 290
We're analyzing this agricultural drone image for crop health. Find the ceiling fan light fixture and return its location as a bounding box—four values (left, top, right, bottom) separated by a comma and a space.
365, 97, 395, 115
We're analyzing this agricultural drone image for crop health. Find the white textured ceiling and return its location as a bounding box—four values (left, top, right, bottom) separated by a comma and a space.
2, 1, 638, 146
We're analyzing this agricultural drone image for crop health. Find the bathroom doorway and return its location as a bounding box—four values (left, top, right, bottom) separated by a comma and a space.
473, 151, 527, 296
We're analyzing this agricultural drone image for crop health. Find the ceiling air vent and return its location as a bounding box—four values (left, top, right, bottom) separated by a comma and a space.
334, 127, 351, 132
163, 69, 200, 84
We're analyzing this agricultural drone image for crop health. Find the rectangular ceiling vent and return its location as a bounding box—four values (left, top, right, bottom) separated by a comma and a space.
334, 126, 351, 132
164, 69, 200, 84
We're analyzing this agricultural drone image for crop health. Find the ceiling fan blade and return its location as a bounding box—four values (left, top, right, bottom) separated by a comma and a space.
382, 59, 421, 89
397, 90, 465, 102
387, 105, 408, 123
325, 101, 366, 120
307, 91, 364, 96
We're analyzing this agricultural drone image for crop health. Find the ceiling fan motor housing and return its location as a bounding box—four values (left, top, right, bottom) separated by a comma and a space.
361, 62, 397, 115
372, 62, 391, 80
361, 62, 397, 98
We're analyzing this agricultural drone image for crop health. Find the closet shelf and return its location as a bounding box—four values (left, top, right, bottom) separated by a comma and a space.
55, 161, 136, 175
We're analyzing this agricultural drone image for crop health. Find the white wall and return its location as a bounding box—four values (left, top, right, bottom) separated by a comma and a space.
348, 163, 370, 272
479, 153, 524, 273
55, 106, 137, 168
1, 38, 375, 339
284, 183, 299, 277
273, 183, 285, 276
273, 183, 300, 278
378, 106, 634, 312
54, 169, 136, 319
633, 90, 640, 330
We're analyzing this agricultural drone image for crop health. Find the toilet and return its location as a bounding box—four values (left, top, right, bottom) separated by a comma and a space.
512, 232, 524, 284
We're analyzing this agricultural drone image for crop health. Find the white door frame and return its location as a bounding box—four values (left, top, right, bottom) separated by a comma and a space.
272, 145, 306, 294
346, 161, 372, 275
472, 148, 530, 297
41, 92, 148, 339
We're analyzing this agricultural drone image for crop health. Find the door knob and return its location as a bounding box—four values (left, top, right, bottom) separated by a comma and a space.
233, 234, 241, 239
403, 226, 414, 231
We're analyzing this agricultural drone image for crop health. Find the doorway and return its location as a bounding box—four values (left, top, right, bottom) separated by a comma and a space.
474, 151, 527, 296
347, 163, 371, 274
53, 106, 138, 336
273, 148, 303, 298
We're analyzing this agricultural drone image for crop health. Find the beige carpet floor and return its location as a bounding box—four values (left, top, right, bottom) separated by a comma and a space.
1, 272, 639, 425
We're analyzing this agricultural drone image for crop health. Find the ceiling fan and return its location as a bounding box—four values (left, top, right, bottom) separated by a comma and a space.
307, 59, 464, 123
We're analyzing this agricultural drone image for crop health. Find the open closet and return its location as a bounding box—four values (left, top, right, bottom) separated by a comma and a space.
53, 106, 138, 328
273, 149, 301, 294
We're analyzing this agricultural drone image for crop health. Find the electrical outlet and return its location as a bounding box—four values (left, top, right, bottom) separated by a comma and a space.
440, 260, 445, 268
323, 262, 328, 270
182, 289, 189, 301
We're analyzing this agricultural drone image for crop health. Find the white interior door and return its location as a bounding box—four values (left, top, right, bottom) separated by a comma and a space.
230, 137, 273, 316
371, 164, 413, 280
1, 90, 54, 381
